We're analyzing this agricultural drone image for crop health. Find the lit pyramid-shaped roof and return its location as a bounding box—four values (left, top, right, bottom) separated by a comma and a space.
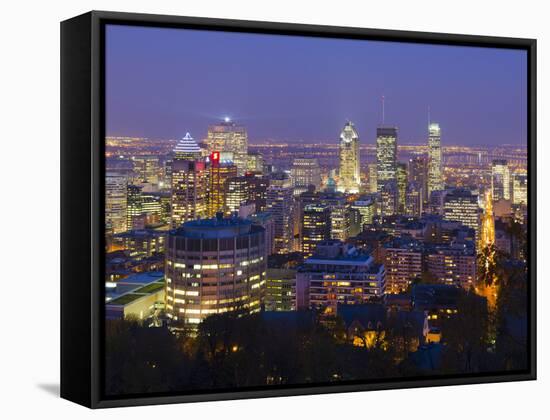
174, 132, 201, 156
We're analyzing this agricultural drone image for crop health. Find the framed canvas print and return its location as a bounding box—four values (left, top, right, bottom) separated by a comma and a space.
60, 11, 536, 408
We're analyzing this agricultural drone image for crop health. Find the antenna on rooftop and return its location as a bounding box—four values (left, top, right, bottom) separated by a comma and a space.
382, 95, 385, 124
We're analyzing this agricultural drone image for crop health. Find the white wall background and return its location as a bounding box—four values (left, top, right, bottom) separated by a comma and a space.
1, 0, 547, 417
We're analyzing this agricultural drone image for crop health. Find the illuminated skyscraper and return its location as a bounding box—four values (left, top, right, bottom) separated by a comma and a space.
133, 155, 159, 186
337, 121, 360, 193
491, 159, 511, 201
170, 158, 208, 228
379, 180, 398, 216
512, 171, 528, 205
409, 155, 428, 203
427, 122, 443, 196
226, 176, 252, 214
207, 152, 238, 217
165, 216, 266, 327
266, 172, 295, 254
206, 119, 248, 175
396, 162, 407, 213
126, 184, 143, 230
174, 132, 202, 161
301, 203, 331, 256
330, 204, 352, 241
291, 158, 321, 196
376, 126, 397, 191
106, 172, 128, 234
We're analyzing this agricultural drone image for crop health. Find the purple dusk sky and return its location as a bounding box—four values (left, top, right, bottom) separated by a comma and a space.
105, 24, 527, 146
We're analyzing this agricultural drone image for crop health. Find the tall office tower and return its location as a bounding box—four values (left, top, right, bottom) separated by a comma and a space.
376, 126, 398, 192
379, 180, 398, 216
291, 158, 322, 196
296, 241, 386, 312
133, 155, 160, 186
351, 198, 376, 228
368, 163, 378, 193
301, 203, 331, 256
206, 119, 248, 175
491, 159, 511, 201
405, 182, 423, 217
409, 155, 428, 203
207, 152, 238, 217
427, 122, 443, 196
246, 173, 269, 213
165, 216, 266, 327
330, 204, 352, 241
106, 172, 128, 234
337, 121, 360, 193
396, 162, 407, 213
443, 188, 480, 236
512, 171, 528, 205
170, 158, 208, 229
174, 132, 202, 161
226, 176, 251, 214
266, 172, 295, 254
382, 236, 423, 294
246, 152, 264, 174
126, 184, 143, 230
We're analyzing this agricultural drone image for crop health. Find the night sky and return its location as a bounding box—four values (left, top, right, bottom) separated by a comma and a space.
105, 24, 527, 146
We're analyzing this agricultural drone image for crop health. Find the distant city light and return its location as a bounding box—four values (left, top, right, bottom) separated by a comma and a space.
224, 116, 231, 123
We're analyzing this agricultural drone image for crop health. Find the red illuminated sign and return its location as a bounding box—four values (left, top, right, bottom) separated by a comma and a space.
210, 151, 220, 163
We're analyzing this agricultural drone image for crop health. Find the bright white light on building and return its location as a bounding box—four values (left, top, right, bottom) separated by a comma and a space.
224, 116, 231, 123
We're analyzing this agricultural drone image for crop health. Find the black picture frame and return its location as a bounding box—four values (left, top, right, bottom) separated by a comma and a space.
61, 10, 537, 409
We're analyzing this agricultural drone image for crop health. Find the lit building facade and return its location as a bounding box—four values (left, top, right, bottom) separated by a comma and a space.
266, 172, 295, 254
296, 241, 386, 314
351, 198, 376, 227
207, 152, 238, 217
512, 171, 528, 205
426, 242, 477, 290
174, 132, 202, 161
396, 162, 407, 213
265, 268, 296, 311
427, 123, 443, 196
206, 120, 248, 175
382, 236, 423, 294
106, 172, 128, 234
133, 155, 159, 186
170, 159, 208, 228
165, 216, 267, 327
291, 158, 322, 195
409, 155, 428, 204
301, 203, 331, 256
443, 189, 480, 236
126, 184, 143, 230
337, 121, 360, 193
492, 159, 511, 201
376, 126, 397, 192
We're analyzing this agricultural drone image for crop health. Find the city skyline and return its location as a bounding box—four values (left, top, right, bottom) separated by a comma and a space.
106, 25, 527, 146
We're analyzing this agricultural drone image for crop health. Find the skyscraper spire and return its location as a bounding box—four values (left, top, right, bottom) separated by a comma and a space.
174, 132, 201, 160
